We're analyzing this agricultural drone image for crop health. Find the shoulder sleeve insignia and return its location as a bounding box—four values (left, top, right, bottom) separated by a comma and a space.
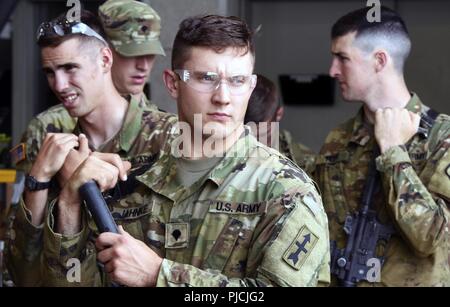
9, 143, 26, 165
282, 225, 319, 270
446, 164, 450, 179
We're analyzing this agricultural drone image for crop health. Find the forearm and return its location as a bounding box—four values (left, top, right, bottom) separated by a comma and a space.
41, 199, 103, 286
23, 190, 49, 226
56, 197, 82, 235
156, 259, 275, 287
5, 199, 44, 286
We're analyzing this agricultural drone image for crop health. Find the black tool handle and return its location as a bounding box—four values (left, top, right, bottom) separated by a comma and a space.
79, 180, 119, 234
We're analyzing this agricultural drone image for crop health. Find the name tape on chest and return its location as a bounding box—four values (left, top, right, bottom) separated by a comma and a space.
110, 204, 151, 220
209, 200, 267, 215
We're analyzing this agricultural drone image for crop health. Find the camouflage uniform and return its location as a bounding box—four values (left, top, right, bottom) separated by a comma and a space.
12, 94, 158, 174
279, 129, 316, 176
99, 0, 165, 57
37, 129, 330, 287
7, 96, 177, 286
315, 93, 450, 286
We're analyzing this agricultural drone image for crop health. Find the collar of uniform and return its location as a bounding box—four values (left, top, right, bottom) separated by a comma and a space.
348, 108, 372, 147
136, 127, 255, 202
348, 92, 424, 147
118, 95, 144, 152
71, 95, 142, 152
208, 127, 255, 186
404, 92, 423, 114
138, 93, 159, 111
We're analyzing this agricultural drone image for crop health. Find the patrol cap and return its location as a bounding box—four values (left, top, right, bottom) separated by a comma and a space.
98, 0, 165, 57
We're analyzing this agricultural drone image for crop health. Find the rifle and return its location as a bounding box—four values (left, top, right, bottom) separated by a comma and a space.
330, 147, 395, 287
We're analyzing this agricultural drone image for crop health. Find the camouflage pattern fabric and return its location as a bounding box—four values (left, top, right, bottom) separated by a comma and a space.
99, 0, 165, 57
279, 129, 316, 176
315, 93, 450, 286
6, 95, 177, 286
12, 94, 158, 174
37, 129, 330, 287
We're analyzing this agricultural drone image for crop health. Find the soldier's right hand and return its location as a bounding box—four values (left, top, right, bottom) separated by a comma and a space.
59, 153, 131, 206
29, 133, 79, 181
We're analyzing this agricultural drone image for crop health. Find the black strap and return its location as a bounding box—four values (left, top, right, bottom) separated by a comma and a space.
420, 107, 439, 130
103, 154, 158, 204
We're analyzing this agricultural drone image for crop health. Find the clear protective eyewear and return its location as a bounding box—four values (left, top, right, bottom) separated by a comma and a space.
175, 69, 257, 96
36, 17, 107, 45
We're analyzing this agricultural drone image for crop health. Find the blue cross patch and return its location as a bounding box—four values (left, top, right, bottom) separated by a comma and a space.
282, 225, 318, 270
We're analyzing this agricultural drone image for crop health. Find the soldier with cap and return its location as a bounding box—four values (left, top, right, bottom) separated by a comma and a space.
244, 74, 316, 175
12, 0, 168, 175
6, 7, 176, 286
315, 6, 450, 286
33, 14, 330, 287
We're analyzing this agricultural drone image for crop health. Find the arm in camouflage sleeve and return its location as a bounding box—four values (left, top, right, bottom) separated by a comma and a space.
39, 199, 104, 286
376, 139, 450, 257
5, 198, 44, 286
14, 117, 48, 173
156, 190, 330, 287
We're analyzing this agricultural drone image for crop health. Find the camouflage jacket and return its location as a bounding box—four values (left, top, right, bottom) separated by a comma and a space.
7, 96, 177, 286
39, 130, 330, 287
315, 94, 450, 286
12, 94, 158, 173
279, 129, 316, 176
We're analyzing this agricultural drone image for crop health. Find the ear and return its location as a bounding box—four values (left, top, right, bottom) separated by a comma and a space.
374, 50, 388, 73
275, 106, 284, 122
99, 47, 113, 73
163, 69, 179, 99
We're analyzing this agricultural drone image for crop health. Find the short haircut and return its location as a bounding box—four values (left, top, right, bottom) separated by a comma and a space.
331, 6, 411, 72
171, 14, 255, 69
37, 9, 106, 51
244, 74, 280, 124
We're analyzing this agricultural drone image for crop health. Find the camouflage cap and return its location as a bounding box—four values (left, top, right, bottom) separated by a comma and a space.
98, 0, 165, 57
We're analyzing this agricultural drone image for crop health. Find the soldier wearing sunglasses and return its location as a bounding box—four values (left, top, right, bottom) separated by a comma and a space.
31, 15, 330, 287
6, 9, 176, 286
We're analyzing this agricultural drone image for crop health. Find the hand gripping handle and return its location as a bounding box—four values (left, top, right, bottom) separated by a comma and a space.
79, 180, 119, 234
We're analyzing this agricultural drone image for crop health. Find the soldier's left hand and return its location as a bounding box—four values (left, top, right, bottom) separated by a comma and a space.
96, 226, 163, 287
374, 108, 420, 153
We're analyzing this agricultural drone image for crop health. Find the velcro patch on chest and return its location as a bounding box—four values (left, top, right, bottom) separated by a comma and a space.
10, 143, 26, 165
165, 222, 190, 249
208, 200, 267, 215
110, 204, 151, 220
282, 225, 319, 270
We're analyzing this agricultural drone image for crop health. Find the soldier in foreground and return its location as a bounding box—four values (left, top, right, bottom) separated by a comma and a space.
315, 6, 450, 286
35, 14, 330, 287
12, 0, 167, 174
6, 10, 176, 286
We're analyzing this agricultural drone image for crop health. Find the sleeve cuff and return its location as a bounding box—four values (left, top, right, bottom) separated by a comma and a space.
43, 199, 90, 261
7, 198, 44, 263
376, 145, 412, 172
15, 197, 44, 234
156, 258, 176, 287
